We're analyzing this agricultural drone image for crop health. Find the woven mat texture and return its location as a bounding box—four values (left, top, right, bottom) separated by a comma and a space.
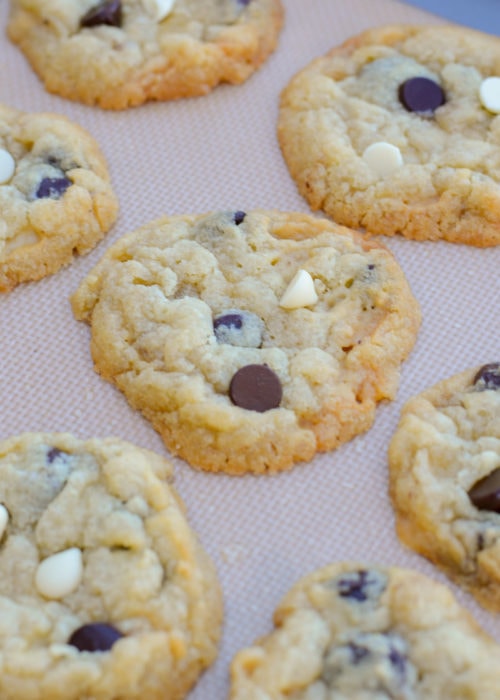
1, 1, 500, 698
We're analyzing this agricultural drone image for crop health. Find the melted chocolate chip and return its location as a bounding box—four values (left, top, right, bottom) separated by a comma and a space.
80, 0, 122, 28
398, 77, 445, 115
68, 623, 123, 652
233, 211, 246, 225
348, 642, 370, 664
468, 468, 500, 512
214, 313, 242, 333
229, 364, 282, 412
388, 645, 407, 677
213, 310, 264, 348
473, 363, 500, 391
36, 176, 71, 200
335, 569, 386, 603
47, 447, 68, 464
337, 570, 371, 601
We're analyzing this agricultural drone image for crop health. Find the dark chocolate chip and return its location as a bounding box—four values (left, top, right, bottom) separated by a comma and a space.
80, 0, 122, 28
388, 645, 407, 677
213, 310, 264, 348
468, 468, 500, 512
473, 363, 500, 391
68, 623, 123, 652
233, 211, 246, 225
46, 447, 70, 464
335, 569, 386, 603
36, 176, 71, 200
214, 313, 242, 334
229, 364, 282, 412
398, 77, 445, 115
348, 642, 370, 665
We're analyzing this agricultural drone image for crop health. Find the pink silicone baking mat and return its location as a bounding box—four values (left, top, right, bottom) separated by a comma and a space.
1, 1, 500, 697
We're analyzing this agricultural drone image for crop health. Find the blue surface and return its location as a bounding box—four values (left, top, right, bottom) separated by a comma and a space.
403, 0, 500, 34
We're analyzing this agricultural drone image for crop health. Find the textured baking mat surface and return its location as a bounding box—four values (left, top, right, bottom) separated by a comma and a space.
1, 0, 500, 697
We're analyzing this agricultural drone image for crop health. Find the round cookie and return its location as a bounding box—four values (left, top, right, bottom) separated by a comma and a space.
278, 24, 500, 246
7, 0, 284, 109
229, 561, 500, 699
389, 363, 500, 612
71, 209, 421, 475
0, 432, 222, 699
0, 104, 118, 292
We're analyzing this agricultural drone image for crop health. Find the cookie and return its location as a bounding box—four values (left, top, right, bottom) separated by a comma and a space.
71, 209, 420, 475
278, 24, 500, 246
0, 104, 118, 292
389, 363, 500, 612
229, 561, 500, 699
7, 0, 284, 109
0, 431, 222, 699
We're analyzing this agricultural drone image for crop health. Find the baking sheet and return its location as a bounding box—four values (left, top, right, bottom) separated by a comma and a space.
1, 0, 500, 697
400, 0, 500, 34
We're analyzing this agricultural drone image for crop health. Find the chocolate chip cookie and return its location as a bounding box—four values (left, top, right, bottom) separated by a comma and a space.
229, 561, 500, 699
0, 104, 118, 292
7, 0, 284, 109
0, 432, 222, 699
71, 209, 420, 475
278, 24, 500, 246
389, 363, 500, 611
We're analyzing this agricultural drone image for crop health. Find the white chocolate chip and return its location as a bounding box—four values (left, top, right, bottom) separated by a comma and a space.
35, 548, 83, 599
362, 142, 403, 177
0, 149, 15, 184
0, 505, 9, 539
479, 77, 500, 114
142, 0, 175, 21
279, 269, 318, 309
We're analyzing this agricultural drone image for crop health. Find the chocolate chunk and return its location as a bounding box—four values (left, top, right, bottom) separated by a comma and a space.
229, 364, 282, 412
468, 468, 500, 512
80, 0, 122, 28
233, 211, 246, 225
36, 176, 71, 200
335, 569, 386, 603
398, 77, 445, 114
213, 310, 264, 347
68, 623, 123, 652
473, 363, 500, 391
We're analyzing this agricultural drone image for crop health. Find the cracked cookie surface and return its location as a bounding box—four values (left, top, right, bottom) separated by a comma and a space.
0, 432, 222, 700
229, 561, 500, 699
7, 0, 284, 109
71, 209, 420, 475
278, 24, 500, 246
389, 363, 500, 612
0, 104, 118, 292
